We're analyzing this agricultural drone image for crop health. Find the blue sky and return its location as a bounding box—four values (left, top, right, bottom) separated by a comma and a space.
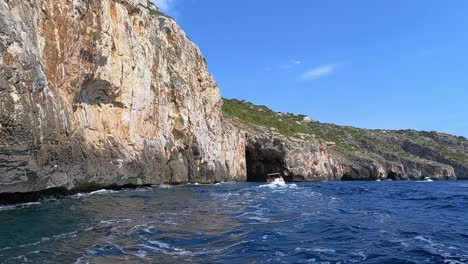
153, 0, 468, 137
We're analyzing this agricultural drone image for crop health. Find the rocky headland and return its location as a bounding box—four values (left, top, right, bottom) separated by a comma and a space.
0, 0, 467, 203
223, 99, 468, 182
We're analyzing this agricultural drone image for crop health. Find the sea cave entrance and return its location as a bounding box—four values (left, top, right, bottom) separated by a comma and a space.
387, 171, 400, 180
245, 144, 286, 182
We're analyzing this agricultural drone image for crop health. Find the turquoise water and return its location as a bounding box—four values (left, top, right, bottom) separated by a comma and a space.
0, 181, 467, 263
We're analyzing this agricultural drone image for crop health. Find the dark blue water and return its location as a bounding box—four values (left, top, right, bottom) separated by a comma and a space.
0, 181, 467, 264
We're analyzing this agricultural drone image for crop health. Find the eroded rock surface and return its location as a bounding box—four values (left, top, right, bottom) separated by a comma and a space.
224, 99, 466, 182
0, 0, 246, 194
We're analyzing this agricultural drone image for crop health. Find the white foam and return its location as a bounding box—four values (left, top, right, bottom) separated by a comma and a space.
25, 202, 42, 206
272, 178, 287, 186
304, 191, 322, 198
72, 193, 90, 199
259, 182, 298, 189
90, 189, 117, 195
53, 231, 78, 239
313, 247, 336, 253
135, 187, 153, 192
409, 235, 468, 262
149, 240, 171, 249
5, 255, 28, 262
134, 250, 147, 258
73, 256, 91, 264
353, 250, 368, 260
247, 216, 270, 222
142, 226, 154, 233
259, 184, 280, 189
414, 235, 433, 244
0, 202, 42, 211
0, 205, 17, 211
99, 219, 132, 225
443, 260, 467, 264
19, 240, 43, 248
143, 241, 194, 257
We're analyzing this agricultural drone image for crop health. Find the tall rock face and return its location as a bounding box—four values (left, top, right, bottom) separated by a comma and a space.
0, 0, 246, 194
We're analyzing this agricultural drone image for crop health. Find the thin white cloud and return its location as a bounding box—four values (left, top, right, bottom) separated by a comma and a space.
300, 64, 337, 81
280, 59, 302, 69
265, 59, 302, 72
152, 0, 176, 13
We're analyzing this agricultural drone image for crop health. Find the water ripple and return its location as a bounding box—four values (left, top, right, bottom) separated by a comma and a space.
0, 181, 467, 263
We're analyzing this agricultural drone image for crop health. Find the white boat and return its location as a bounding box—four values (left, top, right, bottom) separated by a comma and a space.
424, 177, 434, 182
266, 173, 285, 185
270, 178, 286, 186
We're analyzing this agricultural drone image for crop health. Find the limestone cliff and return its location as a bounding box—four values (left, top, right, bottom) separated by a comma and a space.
0, 0, 246, 194
223, 99, 468, 182
1, 0, 466, 200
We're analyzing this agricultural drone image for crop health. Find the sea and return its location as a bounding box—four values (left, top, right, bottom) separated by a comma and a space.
0, 181, 467, 263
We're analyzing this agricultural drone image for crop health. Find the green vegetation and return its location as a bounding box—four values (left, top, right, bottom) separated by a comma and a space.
223, 98, 379, 149
139, 3, 173, 19
393, 130, 468, 163
148, 8, 164, 17
223, 99, 314, 138
222, 98, 468, 164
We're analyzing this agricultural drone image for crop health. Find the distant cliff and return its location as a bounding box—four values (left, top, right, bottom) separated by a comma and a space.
223, 99, 468, 182
1, 0, 466, 200
0, 0, 245, 195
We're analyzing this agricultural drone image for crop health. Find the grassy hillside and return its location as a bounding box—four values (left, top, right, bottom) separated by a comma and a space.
222, 98, 468, 164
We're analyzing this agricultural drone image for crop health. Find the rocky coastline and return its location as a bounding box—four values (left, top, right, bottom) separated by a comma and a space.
1, 0, 467, 204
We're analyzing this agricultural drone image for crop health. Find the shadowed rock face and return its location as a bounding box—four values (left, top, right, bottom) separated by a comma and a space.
242, 133, 341, 182
240, 130, 460, 182
245, 139, 286, 182
0, 0, 246, 194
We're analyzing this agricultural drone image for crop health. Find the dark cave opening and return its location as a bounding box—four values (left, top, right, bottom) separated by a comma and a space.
387, 171, 399, 180
341, 173, 355, 181
245, 145, 286, 182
